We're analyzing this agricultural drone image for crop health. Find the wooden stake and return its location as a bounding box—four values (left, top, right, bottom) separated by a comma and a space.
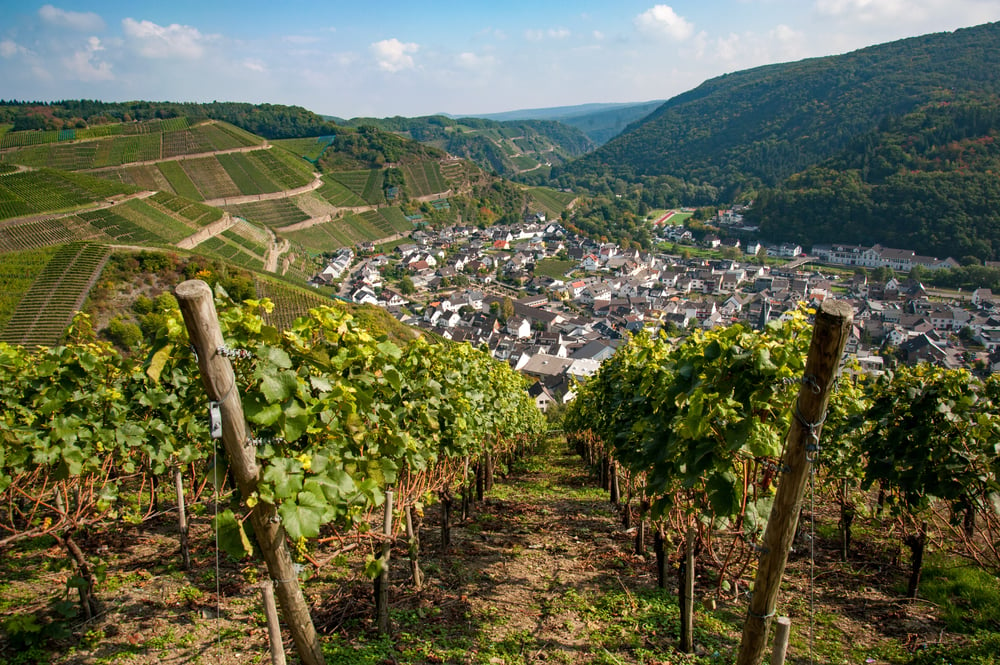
736, 299, 852, 665
376, 489, 394, 634
261, 582, 288, 665
175, 467, 191, 570
680, 525, 696, 653
175, 279, 325, 665
771, 617, 791, 665
405, 505, 423, 591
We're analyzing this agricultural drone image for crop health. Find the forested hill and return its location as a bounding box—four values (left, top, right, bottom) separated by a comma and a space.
558, 21, 1000, 199
340, 115, 595, 177
0, 100, 337, 139
747, 96, 1000, 262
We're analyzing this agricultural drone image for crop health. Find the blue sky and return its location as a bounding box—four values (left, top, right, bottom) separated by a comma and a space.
2, 1, 999, 118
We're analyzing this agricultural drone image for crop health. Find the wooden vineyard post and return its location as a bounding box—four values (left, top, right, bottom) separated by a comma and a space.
261, 582, 288, 665
175, 279, 326, 665
736, 299, 852, 665
771, 617, 792, 665
679, 525, 696, 653
175, 467, 191, 570
375, 489, 394, 634
405, 505, 423, 590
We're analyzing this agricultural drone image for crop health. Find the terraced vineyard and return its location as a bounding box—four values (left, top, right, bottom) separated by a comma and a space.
253, 275, 332, 330
115, 197, 201, 243
272, 135, 336, 163
0, 217, 81, 252
197, 232, 266, 271
279, 209, 394, 252
0, 169, 134, 220
402, 160, 447, 197
361, 206, 413, 235
329, 168, 386, 204
0, 242, 110, 348
0, 120, 262, 171
527, 186, 576, 218
149, 191, 224, 226
98, 148, 314, 202
439, 158, 482, 191
224, 199, 310, 228
75, 208, 171, 246
315, 175, 367, 207
0, 246, 57, 328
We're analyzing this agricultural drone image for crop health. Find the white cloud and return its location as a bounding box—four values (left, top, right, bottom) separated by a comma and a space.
593, 30, 606, 41
122, 18, 207, 59
371, 38, 418, 72
635, 5, 695, 41
0, 40, 29, 58
243, 59, 266, 73
64, 36, 112, 81
456, 51, 497, 70
39, 5, 105, 32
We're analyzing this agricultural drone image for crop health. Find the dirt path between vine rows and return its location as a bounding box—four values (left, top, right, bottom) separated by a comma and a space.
2, 441, 952, 665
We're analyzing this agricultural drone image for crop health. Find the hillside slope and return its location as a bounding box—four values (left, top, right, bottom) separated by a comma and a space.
562, 22, 1000, 198
748, 97, 1000, 261
340, 115, 594, 177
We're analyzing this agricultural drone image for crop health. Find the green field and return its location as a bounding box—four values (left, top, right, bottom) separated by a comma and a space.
149, 191, 223, 226
116, 198, 200, 243
253, 275, 332, 331
0, 169, 134, 220
0, 242, 110, 348
402, 161, 447, 198
527, 187, 576, 218
76, 208, 171, 246
273, 136, 335, 163
534, 258, 577, 279
279, 208, 401, 253
0, 246, 58, 328
315, 176, 367, 207
329, 169, 385, 205
157, 160, 203, 200
224, 199, 310, 228
0, 119, 262, 170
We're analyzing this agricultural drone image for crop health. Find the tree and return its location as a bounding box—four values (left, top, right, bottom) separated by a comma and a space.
399, 275, 415, 295
500, 297, 515, 324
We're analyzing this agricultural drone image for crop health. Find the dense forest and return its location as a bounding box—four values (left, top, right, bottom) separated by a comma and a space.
558, 21, 1000, 200
747, 97, 1000, 260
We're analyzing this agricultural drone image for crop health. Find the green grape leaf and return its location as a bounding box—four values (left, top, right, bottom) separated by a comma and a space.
278, 491, 326, 540
213, 509, 253, 560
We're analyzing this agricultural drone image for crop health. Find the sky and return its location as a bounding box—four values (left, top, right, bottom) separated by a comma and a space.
2, 1, 999, 119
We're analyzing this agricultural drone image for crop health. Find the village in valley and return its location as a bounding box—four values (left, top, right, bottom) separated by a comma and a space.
311, 205, 1000, 411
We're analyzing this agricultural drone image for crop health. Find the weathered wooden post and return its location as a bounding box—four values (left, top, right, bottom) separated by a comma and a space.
736, 299, 852, 665
175, 279, 325, 665
679, 525, 697, 653
174, 467, 191, 570
261, 581, 288, 665
771, 616, 792, 665
405, 505, 423, 590
375, 488, 394, 634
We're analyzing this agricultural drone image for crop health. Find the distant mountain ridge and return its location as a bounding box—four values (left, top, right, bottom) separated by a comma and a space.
562, 22, 1000, 198
458, 100, 665, 145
